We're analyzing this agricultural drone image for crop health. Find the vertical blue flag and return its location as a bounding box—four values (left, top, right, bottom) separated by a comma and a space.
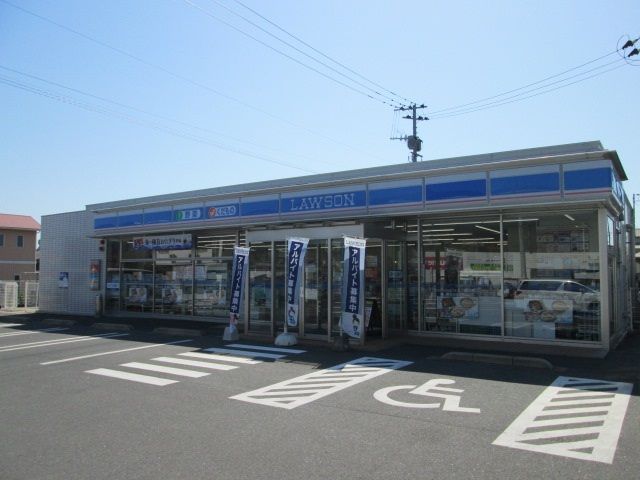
229, 246, 250, 327
341, 237, 366, 338
285, 237, 309, 327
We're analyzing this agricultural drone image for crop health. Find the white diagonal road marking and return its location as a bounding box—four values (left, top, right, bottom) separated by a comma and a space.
231, 357, 413, 410
493, 376, 632, 464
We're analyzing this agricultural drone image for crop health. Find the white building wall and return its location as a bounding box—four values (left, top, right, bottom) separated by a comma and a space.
40, 211, 103, 316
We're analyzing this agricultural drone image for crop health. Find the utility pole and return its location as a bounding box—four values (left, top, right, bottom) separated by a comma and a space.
390, 103, 428, 162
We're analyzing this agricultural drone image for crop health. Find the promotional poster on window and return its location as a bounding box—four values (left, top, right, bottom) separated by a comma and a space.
132, 234, 192, 250
437, 295, 479, 322
286, 237, 309, 328
341, 237, 366, 338
229, 247, 250, 327
518, 297, 573, 324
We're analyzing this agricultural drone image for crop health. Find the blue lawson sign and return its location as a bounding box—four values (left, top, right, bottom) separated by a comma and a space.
281, 191, 366, 213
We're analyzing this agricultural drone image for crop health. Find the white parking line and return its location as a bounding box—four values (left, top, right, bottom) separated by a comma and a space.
0, 327, 69, 338
203, 347, 285, 360
121, 362, 211, 378
0, 333, 129, 353
0, 323, 24, 328
86, 368, 178, 386
225, 344, 306, 354
152, 356, 238, 371
179, 351, 262, 365
40, 339, 194, 365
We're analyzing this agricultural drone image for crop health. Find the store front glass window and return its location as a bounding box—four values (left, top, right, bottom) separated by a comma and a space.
105, 240, 121, 312
121, 261, 153, 312
154, 261, 193, 315
196, 233, 236, 258
194, 260, 230, 317
503, 211, 601, 341
248, 242, 272, 334
274, 241, 290, 334
330, 239, 344, 337
386, 241, 406, 330
407, 239, 419, 330
421, 216, 502, 335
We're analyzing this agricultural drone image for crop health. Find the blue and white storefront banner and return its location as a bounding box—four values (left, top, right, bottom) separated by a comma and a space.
286, 237, 309, 328
341, 237, 366, 339
229, 247, 250, 327
132, 234, 192, 250
93, 158, 620, 232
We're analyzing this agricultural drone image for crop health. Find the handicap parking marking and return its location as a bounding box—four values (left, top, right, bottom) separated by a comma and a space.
374, 378, 481, 413
231, 357, 413, 410
493, 376, 633, 464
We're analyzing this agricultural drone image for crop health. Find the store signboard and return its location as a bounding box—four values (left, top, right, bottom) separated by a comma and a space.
132, 234, 192, 250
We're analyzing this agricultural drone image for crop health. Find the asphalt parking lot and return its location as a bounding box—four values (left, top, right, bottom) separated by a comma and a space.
1, 312, 638, 480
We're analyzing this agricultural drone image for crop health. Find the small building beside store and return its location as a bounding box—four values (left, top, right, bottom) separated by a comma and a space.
38, 141, 635, 356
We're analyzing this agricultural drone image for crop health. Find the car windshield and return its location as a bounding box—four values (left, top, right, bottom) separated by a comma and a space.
519, 281, 562, 291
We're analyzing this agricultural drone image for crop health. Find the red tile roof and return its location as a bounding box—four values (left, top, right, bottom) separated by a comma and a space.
0, 214, 41, 231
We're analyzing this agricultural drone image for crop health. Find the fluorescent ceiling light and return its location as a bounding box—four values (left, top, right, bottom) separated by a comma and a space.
433, 221, 498, 226
564, 214, 575, 221
422, 233, 473, 237
503, 218, 539, 223
475, 225, 500, 234
451, 237, 495, 242
422, 228, 455, 232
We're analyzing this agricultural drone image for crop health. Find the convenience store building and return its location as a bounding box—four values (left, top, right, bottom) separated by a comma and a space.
39, 141, 635, 355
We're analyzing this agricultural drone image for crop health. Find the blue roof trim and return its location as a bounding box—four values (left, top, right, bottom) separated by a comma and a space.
564, 167, 612, 191
426, 178, 486, 201
240, 199, 280, 217
491, 172, 559, 196
369, 185, 423, 206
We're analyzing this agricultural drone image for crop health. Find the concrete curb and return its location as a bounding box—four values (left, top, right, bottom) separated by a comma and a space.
153, 327, 203, 337
442, 351, 553, 369
93, 323, 134, 331
41, 318, 76, 327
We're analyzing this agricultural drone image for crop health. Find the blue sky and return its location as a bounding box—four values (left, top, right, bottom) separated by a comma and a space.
1, 0, 639, 225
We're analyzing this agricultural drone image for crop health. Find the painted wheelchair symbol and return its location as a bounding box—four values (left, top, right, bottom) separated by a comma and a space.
374, 378, 481, 413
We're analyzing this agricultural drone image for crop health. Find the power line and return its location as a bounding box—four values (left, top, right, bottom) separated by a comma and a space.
182, 0, 403, 108
0, 64, 333, 168
205, 0, 408, 107
430, 57, 626, 119
0, 73, 319, 174
429, 48, 623, 116
230, 0, 413, 105
0, 0, 388, 163
430, 63, 627, 120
